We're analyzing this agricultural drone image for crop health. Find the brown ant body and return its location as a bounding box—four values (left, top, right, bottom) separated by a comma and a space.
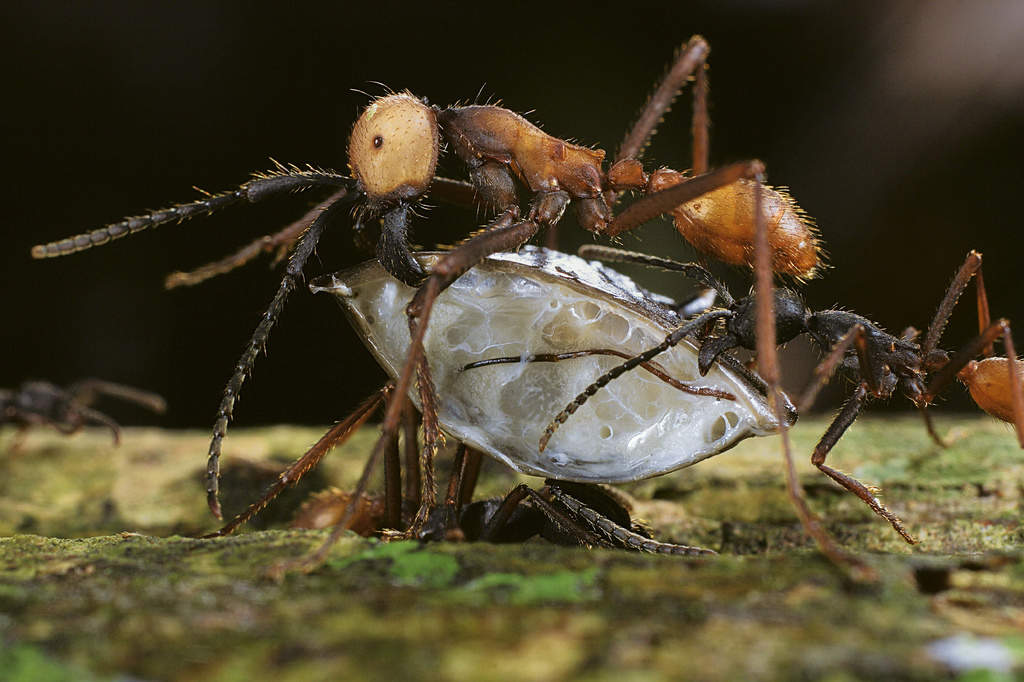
31, 36, 822, 525
1, 379, 166, 448
539, 245, 1024, 558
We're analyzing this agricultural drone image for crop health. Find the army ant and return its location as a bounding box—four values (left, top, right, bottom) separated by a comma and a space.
534, 243, 1023, 567
1, 379, 165, 449
32, 36, 822, 531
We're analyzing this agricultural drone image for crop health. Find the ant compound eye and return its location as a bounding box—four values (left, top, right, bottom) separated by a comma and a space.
348, 93, 438, 206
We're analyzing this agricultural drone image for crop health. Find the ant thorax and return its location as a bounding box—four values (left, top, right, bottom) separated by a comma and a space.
312, 247, 791, 482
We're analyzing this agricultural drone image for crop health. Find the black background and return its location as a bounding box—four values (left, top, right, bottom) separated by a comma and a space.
3, 1, 1023, 431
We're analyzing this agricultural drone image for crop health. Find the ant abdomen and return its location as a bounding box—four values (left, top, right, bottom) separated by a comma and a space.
649, 169, 822, 280
960, 357, 1024, 423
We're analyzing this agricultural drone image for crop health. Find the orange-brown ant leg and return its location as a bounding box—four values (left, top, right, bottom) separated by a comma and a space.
915, 251, 985, 446
206, 385, 390, 539
458, 447, 484, 508
401, 400, 421, 521
975, 267, 994, 357
383, 418, 403, 531
616, 35, 710, 165
748, 175, 864, 572
600, 35, 711, 215
922, 251, 984, 355
366, 209, 541, 537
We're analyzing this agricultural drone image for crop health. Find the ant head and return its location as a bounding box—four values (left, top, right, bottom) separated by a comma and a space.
348, 93, 439, 211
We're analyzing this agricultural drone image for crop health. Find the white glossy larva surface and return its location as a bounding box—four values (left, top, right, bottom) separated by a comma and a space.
312, 248, 789, 482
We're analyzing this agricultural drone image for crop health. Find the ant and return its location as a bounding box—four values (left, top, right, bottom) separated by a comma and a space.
32, 36, 821, 530
537, 243, 1024, 565
1, 379, 166, 450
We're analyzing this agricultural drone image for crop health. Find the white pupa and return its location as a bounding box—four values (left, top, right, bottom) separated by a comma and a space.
311, 247, 795, 483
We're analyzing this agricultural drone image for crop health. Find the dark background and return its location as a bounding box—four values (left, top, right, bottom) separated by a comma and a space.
3, 1, 1023, 431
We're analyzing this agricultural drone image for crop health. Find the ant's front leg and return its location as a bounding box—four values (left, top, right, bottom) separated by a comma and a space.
809, 383, 916, 544
795, 324, 916, 543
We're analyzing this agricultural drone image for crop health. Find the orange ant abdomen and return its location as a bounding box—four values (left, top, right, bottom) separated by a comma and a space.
648, 168, 823, 279
959, 357, 1024, 423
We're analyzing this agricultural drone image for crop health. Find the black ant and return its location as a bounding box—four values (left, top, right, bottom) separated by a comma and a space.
539, 244, 1024, 563
33, 36, 821, 530
1, 379, 166, 449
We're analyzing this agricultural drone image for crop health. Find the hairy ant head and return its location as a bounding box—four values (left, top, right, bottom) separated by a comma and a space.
348, 93, 439, 210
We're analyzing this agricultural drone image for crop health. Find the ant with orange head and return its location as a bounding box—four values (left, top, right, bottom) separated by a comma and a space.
535, 243, 1023, 566
32, 36, 822, 529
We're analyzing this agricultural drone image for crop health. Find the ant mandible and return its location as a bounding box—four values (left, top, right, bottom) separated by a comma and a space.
540, 244, 1024, 564
32, 37, 822, 527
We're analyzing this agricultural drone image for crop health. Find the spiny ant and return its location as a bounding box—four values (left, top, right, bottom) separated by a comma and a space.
32, 36, 821, 530
537, 245, 1023, 560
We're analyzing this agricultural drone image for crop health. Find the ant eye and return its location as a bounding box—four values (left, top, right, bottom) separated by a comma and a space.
373, 135, 383, 149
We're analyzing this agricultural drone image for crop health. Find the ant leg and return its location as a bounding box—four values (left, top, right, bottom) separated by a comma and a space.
794, 325, 863, 411
576, 245, 735, 305
165, 188, 348, 289
458, 447, 484, 508
480, 484, 608, 548
205, 385, 390, 538
463, 350, 735, 399
922, 251, 983, 355
65, 379, 167, 415
809, 384, 916, 544
791, 319, 913, 542
748, 175, 863, 571
401, 401, 421, 518
32, 164, 353, 259
367, 210, 541, 534
919, 406, 946, 448
603, 160, 764, 238
546, 486, 715, 556
616, 35, 710, 164
70, 406, 121, 444
205, 196, 354, 519
540, 308, 732, 451
383, 421, 403, 531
